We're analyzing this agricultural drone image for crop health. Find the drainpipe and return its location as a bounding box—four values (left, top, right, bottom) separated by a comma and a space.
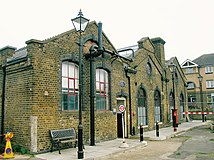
89, 45, 95, 146
89, 22, 103, 146
1, 66, 6, 142
125, 68, 133, 136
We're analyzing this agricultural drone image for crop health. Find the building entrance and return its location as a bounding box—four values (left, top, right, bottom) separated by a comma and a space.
116, 98, 127, 138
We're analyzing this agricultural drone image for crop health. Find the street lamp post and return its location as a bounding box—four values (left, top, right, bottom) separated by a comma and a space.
198, 75, 204, 122
169, 63, 177, 132
72, 10, 89, 159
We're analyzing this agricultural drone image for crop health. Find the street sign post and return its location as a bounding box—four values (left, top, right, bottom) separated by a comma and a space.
118, 104, 129, 148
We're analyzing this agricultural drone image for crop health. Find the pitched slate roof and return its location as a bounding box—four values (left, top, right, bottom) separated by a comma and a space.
193, 53, 214, 66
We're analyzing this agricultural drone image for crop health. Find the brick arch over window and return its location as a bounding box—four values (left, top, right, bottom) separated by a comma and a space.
96, 68, 110, 110
61, 61, 79, 111
154, 89, 162, 122
137, 85, 148, 125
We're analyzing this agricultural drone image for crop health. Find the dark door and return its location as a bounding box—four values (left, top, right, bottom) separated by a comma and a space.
117, 113, 123, 138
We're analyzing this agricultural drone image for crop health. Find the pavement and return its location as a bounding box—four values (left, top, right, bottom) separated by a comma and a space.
8, 120, 211, 160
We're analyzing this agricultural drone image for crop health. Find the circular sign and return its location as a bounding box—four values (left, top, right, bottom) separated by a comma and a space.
118, 105, 126, 113
120, 81, 125, 87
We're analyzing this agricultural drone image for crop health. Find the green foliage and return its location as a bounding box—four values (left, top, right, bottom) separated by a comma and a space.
210, 138, 214, 142
12, 144, 29, 154
0, 143, 5, 154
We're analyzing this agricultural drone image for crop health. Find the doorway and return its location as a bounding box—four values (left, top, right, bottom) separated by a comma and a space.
116, 98, 127, 138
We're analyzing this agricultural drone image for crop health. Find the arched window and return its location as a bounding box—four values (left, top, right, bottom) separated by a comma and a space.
61, 61, 79, 110
137, 88, 147, 125
180, 93, 185, 119
154, 90, 162, 122
169, 92, 174, 121
96, 69, 110, 110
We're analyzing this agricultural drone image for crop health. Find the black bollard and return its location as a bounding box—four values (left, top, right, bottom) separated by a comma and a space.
205, 114, 207, 122
156, 121, 159, 137
140, 124, 144, 142
133, 127, 135, 135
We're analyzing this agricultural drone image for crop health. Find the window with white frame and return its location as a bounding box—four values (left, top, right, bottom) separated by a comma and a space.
61, 61, 79, 111
187, 82, 195, 89
207, 93, 214, 103
206, 80, 214, 88
137, 88, 147, 125
96, 68, 110, 110
188, 96, 196, 107
154, 90, 162, 122
205, 65, 213, 74
186, 67, 194, 74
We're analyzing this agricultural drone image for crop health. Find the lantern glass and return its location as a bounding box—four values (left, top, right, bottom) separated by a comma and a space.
72, 10, 89, 32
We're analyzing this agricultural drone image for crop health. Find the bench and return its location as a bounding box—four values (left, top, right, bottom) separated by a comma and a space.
49, 128, 77, 154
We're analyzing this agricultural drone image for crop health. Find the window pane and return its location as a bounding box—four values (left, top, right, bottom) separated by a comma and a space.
75, 66, 78, 78
62, 61, 79, 111
100, 70, 104, 82
69, 64, 74, 77
96, 69, 99, 81
69, 79, 74, 89
62, 77, 68, 89
76, 94, 79, 110
68, 95, 75, 110
96, 69, 110, 110
76, 79, 79, 89
62, 62, 68, 76
105, 71, 108, 82
105, 84, 109, 93
100, 83, 105, 92
62, 94, 68, 110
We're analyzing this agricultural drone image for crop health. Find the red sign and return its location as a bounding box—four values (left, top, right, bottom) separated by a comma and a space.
118, 105, 125, 112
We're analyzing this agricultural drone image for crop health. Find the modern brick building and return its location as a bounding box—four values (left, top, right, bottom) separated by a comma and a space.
0, 21, 188, 153
181, 54, 214, 120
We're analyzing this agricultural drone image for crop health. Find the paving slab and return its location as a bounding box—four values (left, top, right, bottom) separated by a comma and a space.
7, 120, 210, 160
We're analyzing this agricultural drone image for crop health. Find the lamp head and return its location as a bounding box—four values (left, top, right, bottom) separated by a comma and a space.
72, 9, 89, 33
198, 75, 203, 82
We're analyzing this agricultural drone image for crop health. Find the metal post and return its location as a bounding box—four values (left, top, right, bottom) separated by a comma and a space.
199, 80, 204, 122
77, 31, 84, 159
172, 72, 177, 132
89, 46, 95, 146
140, 124, 144, 142
156, 121, 159, 137
125, 71, 133, 136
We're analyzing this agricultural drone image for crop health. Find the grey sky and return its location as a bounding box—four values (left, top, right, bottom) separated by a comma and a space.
1, 0, 214, 63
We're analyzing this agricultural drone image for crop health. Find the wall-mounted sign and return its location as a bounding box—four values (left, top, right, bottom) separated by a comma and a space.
120, 81, 125, 87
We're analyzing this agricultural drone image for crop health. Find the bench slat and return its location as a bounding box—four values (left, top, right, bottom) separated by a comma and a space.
50, 128, 77, 154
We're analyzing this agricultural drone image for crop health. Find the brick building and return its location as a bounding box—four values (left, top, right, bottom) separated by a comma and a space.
181, 54, 214, 120
0, 21, 187, 153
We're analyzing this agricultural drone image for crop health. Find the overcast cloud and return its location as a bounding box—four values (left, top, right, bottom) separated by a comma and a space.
1, 0, 214, 63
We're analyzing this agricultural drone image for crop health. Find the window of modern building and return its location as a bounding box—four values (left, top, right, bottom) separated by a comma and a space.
205, 65, 213, 74
206, 80, 214, 88
61, 61, 79, 111
96, 68, 110, 110
207, 93, 214, 104
154, 90, 162, 122
187, 82, 195, 89
137, 88, 147, 125
186, 67, 194, 74
188, 96, 196, 109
